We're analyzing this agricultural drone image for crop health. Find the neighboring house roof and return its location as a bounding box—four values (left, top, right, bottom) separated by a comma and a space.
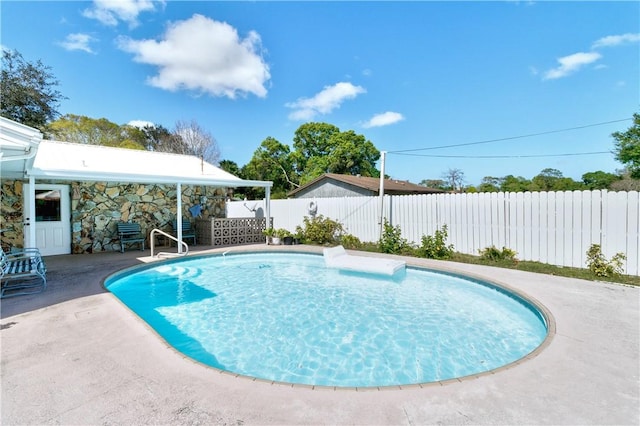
287, 173, 444, 197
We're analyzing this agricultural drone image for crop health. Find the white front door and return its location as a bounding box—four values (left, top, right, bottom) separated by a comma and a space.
23, 184, 71, 256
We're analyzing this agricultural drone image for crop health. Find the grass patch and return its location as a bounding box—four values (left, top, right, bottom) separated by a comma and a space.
346, 242, 640, 286
450, 253, 640, 286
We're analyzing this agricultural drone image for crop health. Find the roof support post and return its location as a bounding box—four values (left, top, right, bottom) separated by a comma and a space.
265, 185, 271, 244
27, 175, 36, 248
177, 182, 183, 254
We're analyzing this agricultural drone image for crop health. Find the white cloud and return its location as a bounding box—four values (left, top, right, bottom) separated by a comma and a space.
543, 52, 601, 80
362, 111, 405, 128
286, 82, 366, 121
592, 33, 640, 49
127, 120, 154, 129
58, 33, 97, 54
117, 14, 270, 99
83, 0, 160, 27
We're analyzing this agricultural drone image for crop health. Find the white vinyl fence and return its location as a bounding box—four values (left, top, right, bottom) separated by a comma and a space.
227, 190, 640, 276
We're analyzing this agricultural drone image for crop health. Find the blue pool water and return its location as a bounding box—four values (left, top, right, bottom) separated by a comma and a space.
105, 252, 548, 388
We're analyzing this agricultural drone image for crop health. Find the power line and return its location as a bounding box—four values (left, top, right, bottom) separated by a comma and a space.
389, 151, 611, 159
387, 118, 631, 154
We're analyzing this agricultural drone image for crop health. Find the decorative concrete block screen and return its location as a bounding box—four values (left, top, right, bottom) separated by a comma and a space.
196, 217, 272, 247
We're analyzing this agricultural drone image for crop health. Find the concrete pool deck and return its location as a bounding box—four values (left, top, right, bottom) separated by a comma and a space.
1, 244, 638, 425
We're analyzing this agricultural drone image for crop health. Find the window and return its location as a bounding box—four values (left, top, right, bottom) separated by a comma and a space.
35, 190, 61, 221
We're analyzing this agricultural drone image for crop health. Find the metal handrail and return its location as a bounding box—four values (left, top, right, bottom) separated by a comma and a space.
150, 228, 189, 258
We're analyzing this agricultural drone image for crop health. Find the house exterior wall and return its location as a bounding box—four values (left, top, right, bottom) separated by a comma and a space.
0, 179, 230, 254
292, 180, 375, 198
0, 180, 24, 251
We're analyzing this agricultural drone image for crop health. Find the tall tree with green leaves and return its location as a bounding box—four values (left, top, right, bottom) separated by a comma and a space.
140, 124, 181, 153
612, 113, 640, 178
582, 171, 620, 190
419, 179, 447, 190
242, 137, 295, 198
531, 168, 584, 191
219, 159, 242, 177
48, 114, 145, 149
291, 122, 380, 183
1, 49, 66, 130
477, 176, 502, 192
500, 175, 531, 192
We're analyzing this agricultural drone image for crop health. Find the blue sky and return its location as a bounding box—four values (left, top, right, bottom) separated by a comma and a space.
2, 1, 638, 186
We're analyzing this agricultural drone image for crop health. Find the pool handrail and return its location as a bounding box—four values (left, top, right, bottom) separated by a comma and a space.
150, 228, 189, 258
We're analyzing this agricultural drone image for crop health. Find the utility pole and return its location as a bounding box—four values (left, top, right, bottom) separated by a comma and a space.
378, 151, 386, 240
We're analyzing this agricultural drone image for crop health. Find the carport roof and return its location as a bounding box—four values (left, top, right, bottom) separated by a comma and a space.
0, 117, 43, 178
0, 115, 270, 188
29, 140, 271, 188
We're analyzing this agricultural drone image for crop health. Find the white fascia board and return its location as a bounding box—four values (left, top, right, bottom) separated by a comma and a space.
28, 168, 273, 188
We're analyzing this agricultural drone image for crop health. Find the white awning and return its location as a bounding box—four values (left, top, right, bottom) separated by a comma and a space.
28, 140, 271, 188
0, 117, 43, 178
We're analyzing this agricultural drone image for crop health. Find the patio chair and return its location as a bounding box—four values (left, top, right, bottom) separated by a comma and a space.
171, 220, 197, 245
1, 247, 47, 298
117, 222, 145, 253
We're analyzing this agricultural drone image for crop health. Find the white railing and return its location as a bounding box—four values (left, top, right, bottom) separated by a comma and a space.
226, 190, 640, 276
150, 228, 189, 258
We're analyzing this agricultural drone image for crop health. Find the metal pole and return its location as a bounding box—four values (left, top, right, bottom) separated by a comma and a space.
265, 185, 271, 244
177, 183, 183, 254
378, 150, 386, 240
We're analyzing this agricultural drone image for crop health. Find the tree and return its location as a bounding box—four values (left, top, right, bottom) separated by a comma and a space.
612, 113, 640, 178
500, 175, 531, 192
219, 159, 241, 177
610, 170, 640, 191
582, 171, 620, 190
531, 168, 564, 191
419, 179, 446, 190
140, 124, 182, 153
1, 49, 66, 130
48, 114, 145, 149
478, 176, 502, 192
242, 137, 296, 199
531, 168, 584, 191
173, 120, 221, 164
441, 168, 465, 192
291, 122, 380, 184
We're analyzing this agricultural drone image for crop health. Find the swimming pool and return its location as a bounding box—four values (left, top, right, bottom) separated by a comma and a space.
105, 251, 550, 388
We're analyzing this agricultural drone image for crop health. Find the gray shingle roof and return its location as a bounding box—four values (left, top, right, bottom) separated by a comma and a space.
288, 173, 444, 197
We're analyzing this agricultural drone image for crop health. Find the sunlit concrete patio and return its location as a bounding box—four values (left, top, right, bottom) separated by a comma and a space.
1, 245, 638, 425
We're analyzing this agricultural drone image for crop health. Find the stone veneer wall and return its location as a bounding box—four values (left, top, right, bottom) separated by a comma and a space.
0, 179, 229, 254
0, 180, 24, 251
73, 182, 229, 253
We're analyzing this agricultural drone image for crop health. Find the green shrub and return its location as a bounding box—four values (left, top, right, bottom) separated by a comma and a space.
586, 244, 626, 277
416, 225, 454, 259
298, 215, 344, 245
340, 234, 363, 250
378, 219, 412, 254
479, 246, 518, 262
